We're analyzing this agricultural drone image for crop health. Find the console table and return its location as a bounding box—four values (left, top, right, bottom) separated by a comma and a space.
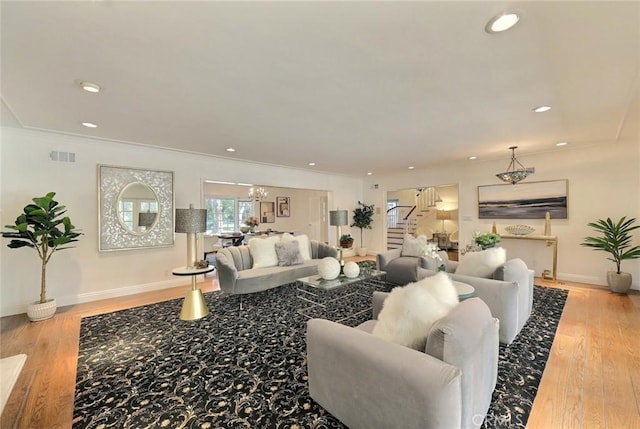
500, 234, 558, 281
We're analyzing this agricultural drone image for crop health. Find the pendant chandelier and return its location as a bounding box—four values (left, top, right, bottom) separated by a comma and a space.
496, 146, 535, 184
248, 187, 268, 201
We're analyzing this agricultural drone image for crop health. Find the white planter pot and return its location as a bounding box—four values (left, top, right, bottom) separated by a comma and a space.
606, 271, 632, 294
27, 298, 57, 322
357, 247, 367, 257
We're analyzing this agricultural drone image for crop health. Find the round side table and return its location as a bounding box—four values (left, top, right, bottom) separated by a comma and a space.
173, 266, 215, 320
452, 281, 475, 301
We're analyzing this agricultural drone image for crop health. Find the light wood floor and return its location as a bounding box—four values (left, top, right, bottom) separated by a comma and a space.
1, 260, 639, 428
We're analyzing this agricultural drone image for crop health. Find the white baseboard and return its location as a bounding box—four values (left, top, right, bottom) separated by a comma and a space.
555, 272, 639, 290
68, 278, 190, 305
0, 278, 190, 317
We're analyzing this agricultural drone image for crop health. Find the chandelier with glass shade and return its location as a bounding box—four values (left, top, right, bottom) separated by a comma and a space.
496, 146, 535, 184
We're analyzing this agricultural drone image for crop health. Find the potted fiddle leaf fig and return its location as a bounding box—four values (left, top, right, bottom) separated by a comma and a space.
2, 192, 82, 321
351, 201, 375, 257
581, 216, 640, 294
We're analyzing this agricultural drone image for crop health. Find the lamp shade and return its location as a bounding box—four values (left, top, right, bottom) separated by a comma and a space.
175, 206, 207, 233
329, 210, 348, 226
436, 210, 452, 220
138, 212, 157, 228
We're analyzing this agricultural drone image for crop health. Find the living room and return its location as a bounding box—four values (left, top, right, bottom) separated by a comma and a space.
1, 1, 639, 428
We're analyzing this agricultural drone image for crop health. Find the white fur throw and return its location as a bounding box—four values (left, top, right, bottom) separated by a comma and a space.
455, 247, 507, 278
401, 234, 428, 257
372, 272, 459, 351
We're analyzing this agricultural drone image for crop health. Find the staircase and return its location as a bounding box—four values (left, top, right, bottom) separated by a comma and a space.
386, 206, 418, 250
386, 196, 436, 250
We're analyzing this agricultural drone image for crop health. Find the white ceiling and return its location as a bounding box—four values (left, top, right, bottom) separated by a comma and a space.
1, 1, 638, 176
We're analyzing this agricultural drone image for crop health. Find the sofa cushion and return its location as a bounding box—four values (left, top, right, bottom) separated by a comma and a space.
455, 247, 506, 278
248, 235, 281, 268
385, 257, 422, 285
274, 240, 304, 266
372, 272, 459, 351
282, 233, 312, 260
401, 234, 427, 257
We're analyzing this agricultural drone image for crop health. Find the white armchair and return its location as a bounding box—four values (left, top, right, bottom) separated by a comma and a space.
421, 252, 534, 344
307, 293, 499, 429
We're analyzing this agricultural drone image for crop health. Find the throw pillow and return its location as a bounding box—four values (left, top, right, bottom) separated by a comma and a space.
372, 272, 459, 351
401, 234, 428, 257
281, 233, 311, 260
274, 240, 304, 266
248, 236, 281, 268
455, 247, 506, 278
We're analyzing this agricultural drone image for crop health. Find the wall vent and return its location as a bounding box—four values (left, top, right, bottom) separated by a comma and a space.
50, 151, 76, 162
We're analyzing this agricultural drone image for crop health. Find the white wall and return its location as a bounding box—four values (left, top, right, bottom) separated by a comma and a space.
363, 140, 640, 290
0, 128, 363, 316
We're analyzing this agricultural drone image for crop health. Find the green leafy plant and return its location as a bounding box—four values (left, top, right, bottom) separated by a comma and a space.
340, 234, 353, 242
2, 192, 82, 303
581, 217, 640, 274
351, 201, 375, 248
474, 232, 501, 250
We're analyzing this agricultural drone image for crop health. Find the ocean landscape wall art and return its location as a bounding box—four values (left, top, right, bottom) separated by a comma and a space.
478, 179, 568, 219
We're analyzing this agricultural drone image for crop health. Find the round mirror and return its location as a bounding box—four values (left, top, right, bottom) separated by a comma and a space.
116, 182, 160, 235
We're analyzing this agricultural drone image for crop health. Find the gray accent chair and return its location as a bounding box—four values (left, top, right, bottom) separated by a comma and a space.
307, 293, 499, 429
376, 248, 434, 285
215, 240, 336, 295
422, 251, 534, 345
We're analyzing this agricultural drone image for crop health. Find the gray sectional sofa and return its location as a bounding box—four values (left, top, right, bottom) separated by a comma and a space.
215, 240, 337, 295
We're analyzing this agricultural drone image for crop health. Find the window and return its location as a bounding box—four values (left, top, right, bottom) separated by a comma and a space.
205, 197, 254, 234
118, 200, 134, 230
118, 198, 158, 232
387, 199, 399, 228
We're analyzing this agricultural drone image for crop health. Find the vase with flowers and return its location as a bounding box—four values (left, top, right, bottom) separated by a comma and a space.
244, 216, 260, 233
423, 242, 446, 271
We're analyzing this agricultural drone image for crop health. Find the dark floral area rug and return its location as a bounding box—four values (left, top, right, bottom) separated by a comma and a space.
73, 282, 567, 428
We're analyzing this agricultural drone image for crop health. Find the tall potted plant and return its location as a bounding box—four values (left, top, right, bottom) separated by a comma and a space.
351, 201, 375, 257
581, 216, 640, 294
2, 192, 82, 321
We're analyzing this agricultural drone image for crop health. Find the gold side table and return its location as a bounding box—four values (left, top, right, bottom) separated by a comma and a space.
172, 266, 215, 320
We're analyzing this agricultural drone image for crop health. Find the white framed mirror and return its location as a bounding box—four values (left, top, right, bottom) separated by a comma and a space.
98, 165, 174, 251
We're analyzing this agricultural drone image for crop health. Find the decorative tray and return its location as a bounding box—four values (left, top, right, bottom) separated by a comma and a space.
505, 225, 535, 236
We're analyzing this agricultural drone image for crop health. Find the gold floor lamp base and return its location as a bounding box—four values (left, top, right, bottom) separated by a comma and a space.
180, 287, 209, 321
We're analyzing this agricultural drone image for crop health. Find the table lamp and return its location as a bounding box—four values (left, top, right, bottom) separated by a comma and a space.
330, 209, 348, 266
175, 204, 208, 320
175, 203, 207, 269
436, 210, 451, 233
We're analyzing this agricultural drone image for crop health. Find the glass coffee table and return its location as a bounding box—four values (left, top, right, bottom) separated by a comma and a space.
296, 269, 386, 324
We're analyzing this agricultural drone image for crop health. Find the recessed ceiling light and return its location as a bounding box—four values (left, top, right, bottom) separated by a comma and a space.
226, 147, 235, 152
81, 122, 97, 128
468, 156, 478, 160
556, 141, 568, 146
367, 172, 373, 176
80, 81, 101, 93
485, 12, 520, 33
408, 166, 415, 170
308, 162, 316, 166
533, 105, 552, 113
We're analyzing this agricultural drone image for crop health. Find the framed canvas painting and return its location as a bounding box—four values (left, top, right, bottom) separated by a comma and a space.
260, 202, 275, 223
276, 196, 290, 217
478, 179, 568, 219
